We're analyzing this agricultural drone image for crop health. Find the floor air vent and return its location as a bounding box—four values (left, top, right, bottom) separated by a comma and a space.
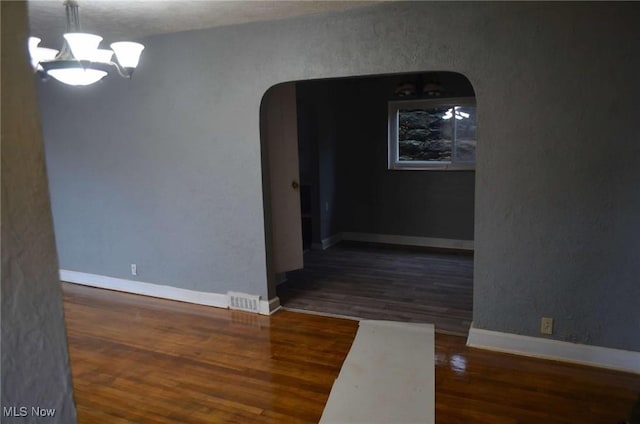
228, 292, 260, 313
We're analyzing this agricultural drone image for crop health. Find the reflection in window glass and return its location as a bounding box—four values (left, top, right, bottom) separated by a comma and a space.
452, 106, 476, 163
389, 99, 476, 170
398, 107, 452, 162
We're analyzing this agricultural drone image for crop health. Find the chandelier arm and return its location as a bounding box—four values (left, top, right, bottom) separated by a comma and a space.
110, 61, 134, 79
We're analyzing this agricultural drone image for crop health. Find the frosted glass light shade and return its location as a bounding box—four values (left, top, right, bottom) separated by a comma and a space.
28, 36, 41, 58
28, 37, 58, 70
64, 33, 103, 61
110, 42, 144, 68
47, 68, 107, 86
92, 49, 113, 64
35, 47, 59, 62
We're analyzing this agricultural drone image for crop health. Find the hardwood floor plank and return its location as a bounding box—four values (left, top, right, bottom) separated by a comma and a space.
277, 242, 474, 335
62, 282, 640, 423
63, 283, 358, 423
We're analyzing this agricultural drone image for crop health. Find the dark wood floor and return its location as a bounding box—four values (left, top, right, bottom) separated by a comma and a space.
63, 283, 356, 423
63, 283, 640, 424
277, 242, 474, 335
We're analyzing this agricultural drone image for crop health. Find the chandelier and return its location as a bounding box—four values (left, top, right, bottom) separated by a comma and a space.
28, 0, 144, 86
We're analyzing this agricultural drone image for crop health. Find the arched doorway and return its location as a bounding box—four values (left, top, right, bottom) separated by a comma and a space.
261, 71, 476, 335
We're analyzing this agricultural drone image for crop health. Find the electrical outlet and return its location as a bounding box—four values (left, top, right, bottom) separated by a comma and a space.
131, 263, 137, 276
541, 317, 553, 335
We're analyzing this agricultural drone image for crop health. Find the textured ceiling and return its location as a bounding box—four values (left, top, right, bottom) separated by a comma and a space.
28, 1, 378, 45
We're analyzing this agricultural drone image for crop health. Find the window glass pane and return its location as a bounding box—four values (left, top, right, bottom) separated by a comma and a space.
398, 107, 452, 162
453, 105, 476, 163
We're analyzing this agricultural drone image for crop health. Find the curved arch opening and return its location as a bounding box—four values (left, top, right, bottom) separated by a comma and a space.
261, 71, 476, 335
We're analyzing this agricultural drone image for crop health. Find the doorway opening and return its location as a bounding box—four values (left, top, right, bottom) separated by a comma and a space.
260, 71, 475, 335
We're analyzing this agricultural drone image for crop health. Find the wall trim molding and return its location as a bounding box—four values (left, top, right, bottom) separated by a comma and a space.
60, 270, 280, 315
341, 232, 474, 251
264, 296, 282, 315
311, 233, 473, 251
467, 324, 640, 374
315, 233, 343, 250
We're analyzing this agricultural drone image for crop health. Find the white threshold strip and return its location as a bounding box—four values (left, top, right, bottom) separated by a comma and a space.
320, 320, 435, 424
59, 270, 281, 316
281, 306, 361, 321
314, 232, 473, 251
467, 324, 640, 374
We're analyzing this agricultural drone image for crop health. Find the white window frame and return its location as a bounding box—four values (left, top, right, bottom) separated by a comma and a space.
388, 97, 476, 171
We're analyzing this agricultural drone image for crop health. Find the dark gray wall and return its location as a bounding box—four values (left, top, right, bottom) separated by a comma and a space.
335, 74, 475, 240
297, 73, 475, 242
296, 81, 340, 242
37, 2, 640, 351
2, 2, 77, 422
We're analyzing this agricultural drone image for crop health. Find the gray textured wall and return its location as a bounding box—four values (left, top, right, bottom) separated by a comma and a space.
1, 2, 77, 422
37, 2, 640, 350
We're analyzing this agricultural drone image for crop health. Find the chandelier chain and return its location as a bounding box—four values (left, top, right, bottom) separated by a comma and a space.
64, 0, 81, 33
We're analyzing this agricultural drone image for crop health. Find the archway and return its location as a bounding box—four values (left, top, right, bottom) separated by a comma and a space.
261, 71, 477, 334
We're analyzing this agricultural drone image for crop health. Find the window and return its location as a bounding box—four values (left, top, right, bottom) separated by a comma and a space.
388, 97, 476, 170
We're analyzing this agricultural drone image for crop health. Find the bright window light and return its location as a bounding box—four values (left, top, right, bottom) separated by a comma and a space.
388, 98, 477, 170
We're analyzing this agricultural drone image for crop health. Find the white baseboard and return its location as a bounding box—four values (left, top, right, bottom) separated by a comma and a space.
467, 324, 640, 374
341, 232, 474, 251
60, 269, 280, 316
264, 296, 282, 315
312, 233, 343, 250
